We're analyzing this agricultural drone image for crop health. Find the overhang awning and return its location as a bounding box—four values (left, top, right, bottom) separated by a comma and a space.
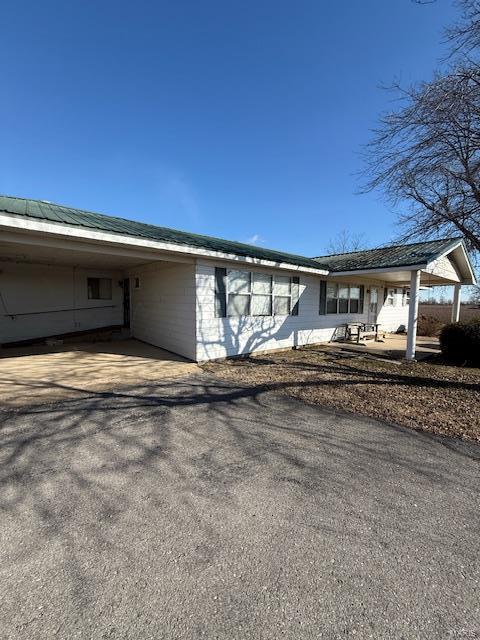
315, 238, 476, 286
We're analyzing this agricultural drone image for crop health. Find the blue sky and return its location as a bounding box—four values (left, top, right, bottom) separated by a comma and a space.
0, 0, 460, 257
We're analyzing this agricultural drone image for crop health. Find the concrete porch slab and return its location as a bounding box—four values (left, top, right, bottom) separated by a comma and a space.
0, 339, 200, 408
326, 334, 440, 361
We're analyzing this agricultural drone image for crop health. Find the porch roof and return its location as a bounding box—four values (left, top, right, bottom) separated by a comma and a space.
314, 238, 476, 285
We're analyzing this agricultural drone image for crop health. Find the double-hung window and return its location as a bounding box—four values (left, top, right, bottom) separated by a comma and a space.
252, 272, 273, 316
320, 281, 364, 315
216, 268, 299, 317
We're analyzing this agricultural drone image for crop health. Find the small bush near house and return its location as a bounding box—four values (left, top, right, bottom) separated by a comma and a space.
417, 315, 443, 337
439, 320, 480, 366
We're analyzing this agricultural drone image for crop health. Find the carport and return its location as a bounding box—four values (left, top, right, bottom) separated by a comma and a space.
0, 206, 198, 361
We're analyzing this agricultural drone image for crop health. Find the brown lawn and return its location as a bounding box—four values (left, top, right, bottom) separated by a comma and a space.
203, 346, 480, 442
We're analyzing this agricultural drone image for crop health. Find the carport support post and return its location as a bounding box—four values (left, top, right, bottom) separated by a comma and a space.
451, 284, 461, 323
406, 269, 421, 361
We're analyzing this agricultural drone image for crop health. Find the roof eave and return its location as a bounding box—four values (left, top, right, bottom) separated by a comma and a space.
0, 212, 329, 276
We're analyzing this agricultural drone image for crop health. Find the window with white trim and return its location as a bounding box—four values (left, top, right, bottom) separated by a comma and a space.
223, 269, 298, 317
325, 283, 364, 315
385, 288, 397, 306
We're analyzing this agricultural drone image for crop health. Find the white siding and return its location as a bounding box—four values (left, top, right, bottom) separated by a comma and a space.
195, 261, 371, 361
0, 262, 123, 344
128, 262, 196, 360
376, 288, 409, 332
426, 255, 461, 282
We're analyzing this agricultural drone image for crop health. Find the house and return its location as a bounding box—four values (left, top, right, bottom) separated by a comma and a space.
0, 195, 476, 361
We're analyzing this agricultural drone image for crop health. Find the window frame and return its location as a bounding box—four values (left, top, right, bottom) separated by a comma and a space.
224, 269, 298, 318
87, 277, 113, 301
325, 282, 364, 315
385, 287, 396, 306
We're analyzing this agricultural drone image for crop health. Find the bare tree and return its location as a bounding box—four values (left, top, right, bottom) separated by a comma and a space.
363, 66, 480, 253
468, 283, 480, 302
324, 229, 367, 254
447, 0, 480, 56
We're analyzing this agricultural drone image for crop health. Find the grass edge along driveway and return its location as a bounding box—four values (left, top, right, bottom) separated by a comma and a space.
203, 346, 480, 442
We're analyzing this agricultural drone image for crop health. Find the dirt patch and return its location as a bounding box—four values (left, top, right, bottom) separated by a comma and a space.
203, 346, 480, 442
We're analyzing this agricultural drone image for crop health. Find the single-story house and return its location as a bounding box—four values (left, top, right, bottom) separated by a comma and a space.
0, 195, 476, 361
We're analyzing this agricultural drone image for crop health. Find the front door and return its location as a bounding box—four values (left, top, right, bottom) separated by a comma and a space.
368, 287, 378, 324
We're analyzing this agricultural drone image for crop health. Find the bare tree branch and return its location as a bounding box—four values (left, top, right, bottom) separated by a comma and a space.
324, 230, 368, 254
363, 67, 480, 254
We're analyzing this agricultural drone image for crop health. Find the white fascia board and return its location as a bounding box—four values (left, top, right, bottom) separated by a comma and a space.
0, 213, 329, 276
328, 264, 427, 278
425, 240, 476, 285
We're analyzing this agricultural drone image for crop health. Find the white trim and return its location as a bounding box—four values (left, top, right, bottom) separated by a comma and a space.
0, 213, 329, 276
426, 241, 476, 285
406, 269, 421, 361
329, 264, 427, 277
451, 284, 461, 322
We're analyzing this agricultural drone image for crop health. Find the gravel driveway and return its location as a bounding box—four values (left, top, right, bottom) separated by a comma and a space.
1, 375, 479, 639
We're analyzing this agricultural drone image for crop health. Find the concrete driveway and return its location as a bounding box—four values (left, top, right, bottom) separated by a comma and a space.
0, 339, 200, 408
1, 376, 479, 639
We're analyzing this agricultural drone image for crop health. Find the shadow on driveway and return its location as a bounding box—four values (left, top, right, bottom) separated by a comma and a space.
1, 375, 479, 639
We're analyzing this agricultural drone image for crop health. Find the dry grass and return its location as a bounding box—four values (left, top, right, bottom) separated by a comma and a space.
203, 347, 480, 442
419, 303, 480, 324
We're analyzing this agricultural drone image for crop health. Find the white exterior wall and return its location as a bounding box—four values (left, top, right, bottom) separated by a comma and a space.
196, 261, 371, 361
376, 288, 409, 332
0, 262, 123, 344
128, 262, 196, 360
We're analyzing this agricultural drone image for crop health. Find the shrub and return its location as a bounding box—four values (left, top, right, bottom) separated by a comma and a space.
439, 320, 480, 366
417, 314, 444, 337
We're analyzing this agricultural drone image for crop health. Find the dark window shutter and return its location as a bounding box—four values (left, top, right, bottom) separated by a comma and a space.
291, 276, 300, 315
215, 267, 227, 317
319, 280, 327, 315
359, 285, 365, 314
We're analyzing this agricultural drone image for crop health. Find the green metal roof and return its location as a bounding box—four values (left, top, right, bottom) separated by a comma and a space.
0, 195, 467, 275
314, 238, 464, 272
0, 195, 326, 272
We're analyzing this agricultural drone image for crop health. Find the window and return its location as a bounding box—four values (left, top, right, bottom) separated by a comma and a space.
402, 287, 410, 306
218, 268, 299, 318
252, 272, 273, 316
385, 288, 396, 306
134, 277, 140, 289
323, 282, 364, 315
87, 277, 112, 300
274, 275, 291, 316
227, 269, 251, 317
326, 283, 338, 314
349, 286, 361, 313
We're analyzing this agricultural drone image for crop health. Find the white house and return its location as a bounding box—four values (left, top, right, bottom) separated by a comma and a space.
0, 195, 476, 361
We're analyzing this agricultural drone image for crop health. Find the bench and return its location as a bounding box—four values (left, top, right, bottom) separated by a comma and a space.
344, 322, 383, 344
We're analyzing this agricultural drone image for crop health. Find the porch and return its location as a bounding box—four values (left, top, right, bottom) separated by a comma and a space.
326, 333, 441, 361
322, 238, 477, 360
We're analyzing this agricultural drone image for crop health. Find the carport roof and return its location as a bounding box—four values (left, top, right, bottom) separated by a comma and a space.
0, 195, 325, 272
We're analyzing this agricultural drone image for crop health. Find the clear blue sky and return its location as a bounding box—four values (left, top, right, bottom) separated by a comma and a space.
0, 0, 459, 257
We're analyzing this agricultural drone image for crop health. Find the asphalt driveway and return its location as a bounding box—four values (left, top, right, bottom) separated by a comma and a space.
1, 375, 479, 639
